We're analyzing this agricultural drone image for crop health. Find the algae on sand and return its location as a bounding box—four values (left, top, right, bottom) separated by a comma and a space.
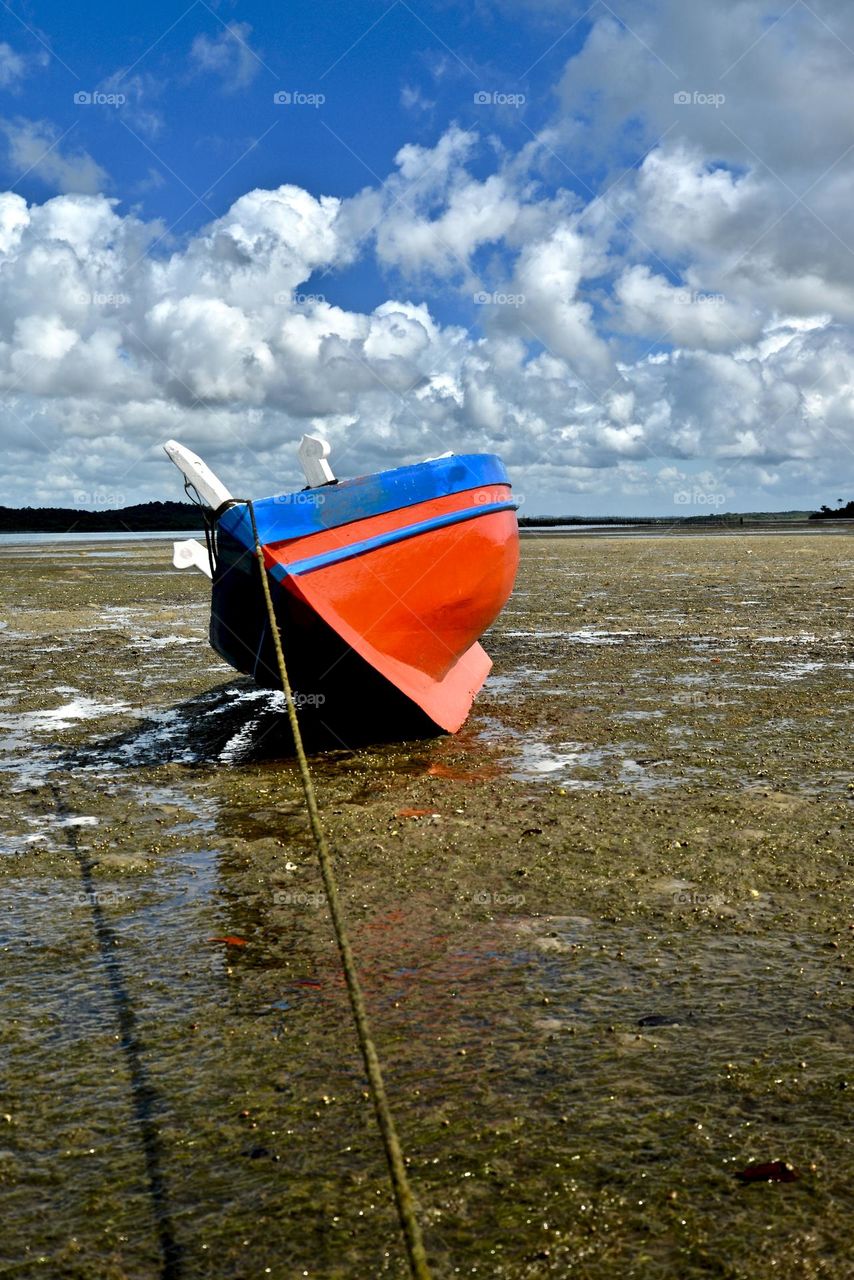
0, 531, 852, 1278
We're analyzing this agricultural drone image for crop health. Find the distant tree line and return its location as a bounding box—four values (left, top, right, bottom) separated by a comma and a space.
1, 498, 847, 533
0, 500, 203, 533
809, 499, 854, 520
518, 511, 811, 527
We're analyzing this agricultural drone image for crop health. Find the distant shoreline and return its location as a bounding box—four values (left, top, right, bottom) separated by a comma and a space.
518, 513, 848, 528
520, 521, 854, 538
0, 500, 205, 535
1, 500, 851, 535
0, 529, 205, 547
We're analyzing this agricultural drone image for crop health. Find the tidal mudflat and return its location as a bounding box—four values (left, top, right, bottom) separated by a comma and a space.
0, 531, 852, 1279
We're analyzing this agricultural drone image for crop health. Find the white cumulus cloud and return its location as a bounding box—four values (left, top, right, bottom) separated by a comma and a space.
2, 0, 854, 514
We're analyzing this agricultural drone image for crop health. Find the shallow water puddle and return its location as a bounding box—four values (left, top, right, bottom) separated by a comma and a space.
0, 696, 130, 733
483, 665, 561, 697
510, 739, 608, 784
132, 634, 206, 650
766, 660, 826, 681
478, 717, 703, 792
504, 626, 639, 644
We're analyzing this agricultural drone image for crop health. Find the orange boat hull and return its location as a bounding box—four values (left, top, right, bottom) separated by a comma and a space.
211, 454, 519, 738
271, 492, 518, 731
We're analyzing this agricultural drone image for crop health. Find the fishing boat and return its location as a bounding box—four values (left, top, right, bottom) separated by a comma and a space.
164, 437, 519, 742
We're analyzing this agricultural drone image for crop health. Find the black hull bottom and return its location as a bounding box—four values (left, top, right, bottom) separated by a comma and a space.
209, 531, 441, 749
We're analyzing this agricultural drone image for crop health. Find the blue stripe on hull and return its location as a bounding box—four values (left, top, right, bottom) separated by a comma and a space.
268, 500, 518, 582
218, 453, 512, 551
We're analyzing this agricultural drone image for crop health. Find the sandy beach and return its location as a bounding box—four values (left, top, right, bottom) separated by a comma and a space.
1, 530, 852, 1278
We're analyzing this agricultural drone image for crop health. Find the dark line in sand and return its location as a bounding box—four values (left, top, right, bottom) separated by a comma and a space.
50, 781, 183, 1279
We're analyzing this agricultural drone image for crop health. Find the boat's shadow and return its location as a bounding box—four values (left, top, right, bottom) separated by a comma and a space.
67, 679, 442, 771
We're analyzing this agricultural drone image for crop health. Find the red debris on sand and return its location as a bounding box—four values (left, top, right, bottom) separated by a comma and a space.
735, 1160, 800, 1183
396, 807, 441, 818
207, 935, 248, 947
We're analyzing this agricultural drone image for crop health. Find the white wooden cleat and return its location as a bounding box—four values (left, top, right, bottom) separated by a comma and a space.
172, 538, 213, 578
298, 434, 336, 488
163, 440, 233, 508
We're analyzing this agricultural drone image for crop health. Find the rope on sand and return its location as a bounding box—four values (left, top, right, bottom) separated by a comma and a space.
247, 501, 432, 1280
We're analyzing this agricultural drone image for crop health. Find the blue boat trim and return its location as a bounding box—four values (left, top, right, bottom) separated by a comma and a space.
267, 500, 519, 581
218, 453, 512, 552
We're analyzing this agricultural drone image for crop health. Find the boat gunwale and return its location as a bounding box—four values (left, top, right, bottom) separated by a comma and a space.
216, 453, 513, 551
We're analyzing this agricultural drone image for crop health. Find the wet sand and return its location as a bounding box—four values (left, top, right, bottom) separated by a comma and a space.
0, 531, 852, 1278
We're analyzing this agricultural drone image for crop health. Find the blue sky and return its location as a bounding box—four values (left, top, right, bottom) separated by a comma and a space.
6, 1, 594, 320
1, 1, 853, 513
7, 4, 580, 248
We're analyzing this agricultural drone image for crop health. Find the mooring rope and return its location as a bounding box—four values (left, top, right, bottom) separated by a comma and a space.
246, 501, 432, 1280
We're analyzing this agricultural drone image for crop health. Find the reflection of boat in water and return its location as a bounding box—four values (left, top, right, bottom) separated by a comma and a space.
164, 437, 519, 741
